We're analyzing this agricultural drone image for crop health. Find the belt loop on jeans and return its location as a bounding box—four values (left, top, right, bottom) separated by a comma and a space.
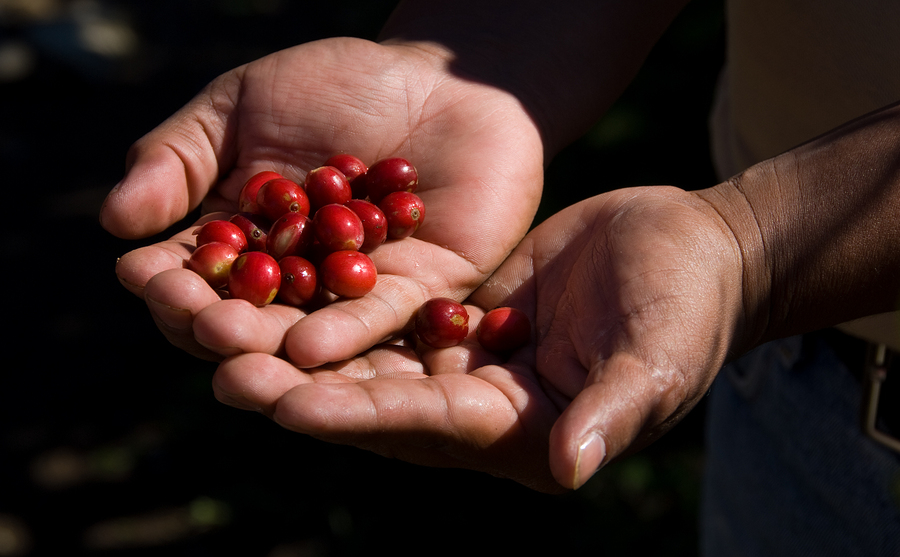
861, 342, 900, 453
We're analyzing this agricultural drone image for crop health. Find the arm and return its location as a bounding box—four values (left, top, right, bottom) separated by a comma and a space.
379, 0, 690, 156
698, 101, 900, 354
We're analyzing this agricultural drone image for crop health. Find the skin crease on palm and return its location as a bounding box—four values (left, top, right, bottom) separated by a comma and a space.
102, 38, 546, 366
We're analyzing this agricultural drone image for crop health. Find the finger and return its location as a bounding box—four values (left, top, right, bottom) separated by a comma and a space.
271, 371, 535, 477
192, 298, 306, 357
547, 352, 693, 490
213, 353, 319, 414
212, 344, 425, 413
100, 79, 237, 239
114, 215, 225, 297
276, 361, 562, 491
115, 234, 195, 299
143, 268, 225, 361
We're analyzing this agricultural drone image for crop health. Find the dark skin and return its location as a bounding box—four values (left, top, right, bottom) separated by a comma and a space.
103, 0, 900, 492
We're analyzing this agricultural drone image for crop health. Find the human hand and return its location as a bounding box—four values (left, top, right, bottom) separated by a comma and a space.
102, 37, 544, 363
211, 186, 747, 492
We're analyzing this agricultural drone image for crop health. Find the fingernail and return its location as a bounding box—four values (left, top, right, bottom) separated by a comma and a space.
573, 432, 606, 489
146, 295, 193, 331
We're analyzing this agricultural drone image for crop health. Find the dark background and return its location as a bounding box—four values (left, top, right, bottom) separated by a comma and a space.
1, 0, 724, 555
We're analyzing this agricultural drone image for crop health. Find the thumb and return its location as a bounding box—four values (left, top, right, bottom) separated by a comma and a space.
100, 87, 231, 239
548, 352, 685, 489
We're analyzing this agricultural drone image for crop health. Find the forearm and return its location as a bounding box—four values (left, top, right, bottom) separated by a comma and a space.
378, 0, 689, 158
699, 101, 900, 352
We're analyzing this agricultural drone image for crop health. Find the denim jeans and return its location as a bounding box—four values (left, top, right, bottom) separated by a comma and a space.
701, 334, 900, 556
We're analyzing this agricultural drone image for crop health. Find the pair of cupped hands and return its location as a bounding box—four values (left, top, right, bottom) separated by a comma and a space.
100, 38, 745, 493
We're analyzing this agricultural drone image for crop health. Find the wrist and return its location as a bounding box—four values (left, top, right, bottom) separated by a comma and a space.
700, 100, 900, 350
693, 175, 772, 356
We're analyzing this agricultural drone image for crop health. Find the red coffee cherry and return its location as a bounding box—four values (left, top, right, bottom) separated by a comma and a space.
324, 154, 367, 182
229, 212, 270, 252
379, 191, 425, 240
239, 170, 282, 214
313, 203, 365, 253
194, 219, 248, 253
305, 166, 352, 213
415, 297, 469, 348
256, 177, 310, 221
345, 199, 387, 253
318, 250, 377, 298
365, 157, 418, 204
228, 251, 281, 307
324, 154, 369, 199
187, 241, 239, 289
266, 212, 314, 260
277, 256, 318, 307
476, 307, 531, 353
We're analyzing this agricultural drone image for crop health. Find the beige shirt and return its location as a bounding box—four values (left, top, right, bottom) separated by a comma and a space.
710, 0, 900, 351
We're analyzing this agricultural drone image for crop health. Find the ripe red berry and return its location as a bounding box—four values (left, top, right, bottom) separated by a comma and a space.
313, 203, 365, 253
365, 157, 418, 204
415, 298, 470, 348
277, 256, 318, 307
228, 251, 281, 307
476, 307, 531, 353
324, 154, 367, 182
187, 241, 239, 289
239, 170, 282, 214
305, 166, 352, 212
229, 212, 270, 252
194, 219, 248, 253
379, 191, 425, 239
266, 212, 314, 260
324, 154, 368, 199
256, 177, 310, 221
345, 199, 387, 253
318, 250, 377, 298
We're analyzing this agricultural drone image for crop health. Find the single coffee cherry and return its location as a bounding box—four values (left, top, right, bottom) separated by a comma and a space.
379, 191, 425, 239
228, 251, 281, 307
305, 166, 352, 212
324, 153, 369, 199
345, 199, 388, 253
324, 154, 367, 182
229, 212, 270, 252
313, 203, 365, 253
277, 256, 318, 307
415, 297, 469, 348
476, 307, 531, 353
238, 170, 282, 214
318, 250, 377, 298
194, 219, 247, 253
187, 241, 239, 289
266, 212, 314, 260
365, 157, 418, 204
256, 177, 310, 221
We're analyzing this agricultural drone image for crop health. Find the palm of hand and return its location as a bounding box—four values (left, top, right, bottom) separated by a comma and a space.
214, 187, 744, 492
103, 37, 544, 364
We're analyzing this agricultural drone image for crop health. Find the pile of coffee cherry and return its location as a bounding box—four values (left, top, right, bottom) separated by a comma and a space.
186, 154, 529, 353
